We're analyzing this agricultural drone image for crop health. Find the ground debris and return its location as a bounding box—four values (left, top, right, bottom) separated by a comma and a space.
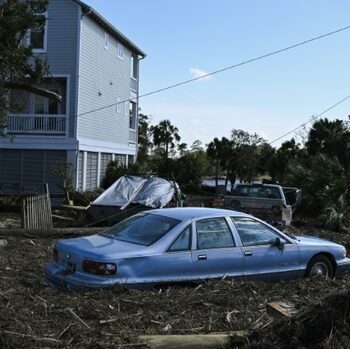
266, 301, 297, 319
0, 228, 350, 347
0, 239, 7, 248
233, 291, 350, 349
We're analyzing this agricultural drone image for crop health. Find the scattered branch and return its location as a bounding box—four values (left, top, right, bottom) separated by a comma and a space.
1, 81, 62, 102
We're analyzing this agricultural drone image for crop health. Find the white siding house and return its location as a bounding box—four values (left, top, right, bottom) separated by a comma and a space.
0, 0, 146, 194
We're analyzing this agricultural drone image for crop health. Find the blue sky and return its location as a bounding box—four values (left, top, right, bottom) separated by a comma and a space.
84, 0, 350, 148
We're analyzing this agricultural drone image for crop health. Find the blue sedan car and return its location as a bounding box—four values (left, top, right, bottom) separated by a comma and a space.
45, 208, 350, 288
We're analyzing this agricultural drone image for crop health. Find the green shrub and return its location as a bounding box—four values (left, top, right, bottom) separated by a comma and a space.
321, 194, 350, 233
103, 161, 141, 189
69, 188, 104, 207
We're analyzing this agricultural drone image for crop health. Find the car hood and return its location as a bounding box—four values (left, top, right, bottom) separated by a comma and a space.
294, 235, 340, 247
56, 234, 149, 260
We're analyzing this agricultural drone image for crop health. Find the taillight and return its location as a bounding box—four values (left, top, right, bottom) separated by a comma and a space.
53, 247, 58, 261
82, 260, 116, 275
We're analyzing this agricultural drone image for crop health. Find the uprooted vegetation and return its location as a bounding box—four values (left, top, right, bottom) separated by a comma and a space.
0, 226, 350, 348
234, 292, 350, 349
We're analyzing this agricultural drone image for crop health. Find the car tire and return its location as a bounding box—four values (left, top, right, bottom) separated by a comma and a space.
305, 255, 334, 278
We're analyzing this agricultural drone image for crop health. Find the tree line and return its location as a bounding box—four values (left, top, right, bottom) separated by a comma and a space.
104, 114, 350, 232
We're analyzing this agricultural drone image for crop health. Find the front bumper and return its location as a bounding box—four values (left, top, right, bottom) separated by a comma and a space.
336, 257, 350, 276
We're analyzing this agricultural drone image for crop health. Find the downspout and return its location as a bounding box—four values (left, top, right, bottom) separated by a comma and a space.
135, 55, 145, 163
74, 4, 83, 190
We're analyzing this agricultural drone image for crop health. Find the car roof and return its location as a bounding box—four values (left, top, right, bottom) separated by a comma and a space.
147, 207, 250, 221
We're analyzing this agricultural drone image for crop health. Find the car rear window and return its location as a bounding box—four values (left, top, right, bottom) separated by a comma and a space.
101, 213, 181, 246
235, 185, 282, 199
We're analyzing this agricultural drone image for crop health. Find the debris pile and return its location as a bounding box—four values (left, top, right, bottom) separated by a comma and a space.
0, 228, 350, 348
237, 291, 350, 349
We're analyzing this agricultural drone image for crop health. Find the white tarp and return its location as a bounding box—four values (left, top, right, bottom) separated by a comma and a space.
91, 175, 175, 209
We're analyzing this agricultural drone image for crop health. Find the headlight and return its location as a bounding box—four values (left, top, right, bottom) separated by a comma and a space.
341, 248, 347, 258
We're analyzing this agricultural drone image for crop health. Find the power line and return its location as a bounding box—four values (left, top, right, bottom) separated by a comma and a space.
269, 93, 350, 145
11, 24, 350, 135
78, 24, 350, 118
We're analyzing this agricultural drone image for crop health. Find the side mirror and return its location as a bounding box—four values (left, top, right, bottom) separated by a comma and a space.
275, 237, 286, 249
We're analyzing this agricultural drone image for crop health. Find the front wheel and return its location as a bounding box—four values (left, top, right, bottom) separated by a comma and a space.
305, 255, 334, 278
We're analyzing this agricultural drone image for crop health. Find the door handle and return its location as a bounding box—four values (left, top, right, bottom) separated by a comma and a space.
198, 254, 207, 260
244, 251, 253, 256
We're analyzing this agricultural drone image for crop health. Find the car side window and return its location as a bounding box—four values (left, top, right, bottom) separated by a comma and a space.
196, 218, 235, 250
168, 225, 191, 252
230, 217, 281, 247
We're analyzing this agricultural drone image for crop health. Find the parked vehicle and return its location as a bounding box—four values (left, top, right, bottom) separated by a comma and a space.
45, 207, 350, 289
224, 183, 301, 226
88, 175, 185, 224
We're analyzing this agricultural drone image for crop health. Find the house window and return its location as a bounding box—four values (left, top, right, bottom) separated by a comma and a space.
129, 101, 136, 129
131, 54, 138, 79
116, 98, 124, 114
9, 90, 31, 114
104, 32, 109, 49
117, 43, 124, 59
27, 13, 47, 51
9, 78, 67, 115
34, 95, 45, 114
48, 89, 61, 114
128, 155, 134, 165
115, 154, 126, 166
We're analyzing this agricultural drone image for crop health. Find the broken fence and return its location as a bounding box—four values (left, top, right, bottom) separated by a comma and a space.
21, 193, 53, 230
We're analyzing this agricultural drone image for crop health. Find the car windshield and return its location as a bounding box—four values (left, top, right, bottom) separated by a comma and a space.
101, 213, 181, 246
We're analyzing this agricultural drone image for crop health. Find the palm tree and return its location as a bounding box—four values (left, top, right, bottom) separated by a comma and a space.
151, 119, 181, 159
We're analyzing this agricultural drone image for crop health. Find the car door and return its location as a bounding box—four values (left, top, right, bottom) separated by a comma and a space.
191, 217, 243, 280
139, 224, 194, 284
230, 217, 301, 280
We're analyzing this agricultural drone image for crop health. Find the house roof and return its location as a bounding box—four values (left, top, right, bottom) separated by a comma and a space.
72, 0, 146, 58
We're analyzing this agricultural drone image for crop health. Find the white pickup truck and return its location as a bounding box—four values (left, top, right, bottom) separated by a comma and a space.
224, 183, 301, 227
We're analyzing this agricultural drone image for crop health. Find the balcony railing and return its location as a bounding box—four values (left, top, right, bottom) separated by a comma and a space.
6, 114, 67, 135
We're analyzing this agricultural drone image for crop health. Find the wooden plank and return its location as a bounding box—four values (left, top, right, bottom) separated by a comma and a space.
37, 195, 41, 230
41, 194, 46, 230
25, 197, 28, 230
33, 196, 37, 230
47, 194, 53, 229
61, 205, 88, 211
266, 301, 297, 319
31, 196, 35, 230
22, 198, 26, 229
26, 197, 30, 229
140, 332, 247, 349
52, 214, 75, 222
21, 199, 25, 229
